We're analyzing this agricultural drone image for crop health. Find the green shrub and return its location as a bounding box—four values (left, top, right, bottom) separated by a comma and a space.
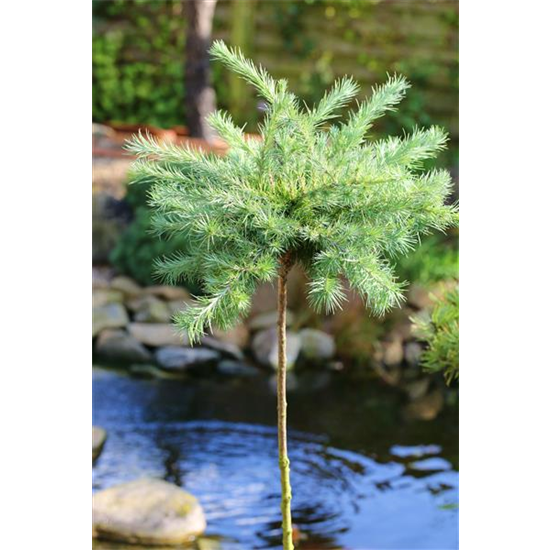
396, 233, 458, 286
109, 182, 196, 289
92, 0, 187, 127
413, 284, 459, 384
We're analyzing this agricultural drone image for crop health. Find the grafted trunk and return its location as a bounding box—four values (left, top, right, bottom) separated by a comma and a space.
277, 253, 294, 550
185, 0, 218, 140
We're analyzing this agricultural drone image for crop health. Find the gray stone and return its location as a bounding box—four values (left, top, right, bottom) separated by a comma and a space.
93, 289, 125, 308
217, 360, 259, 377
130, 296, 172, 324
404, 342, 424, 366
166, 299, 191, 317
212, 324, 250, 349
248, 310, 295, 332
93, 303, 129, 337
405, 378, 431, 400
391, 316, 414, 342
93, 426, 107, 462
143, 285, 191, 301
93, 266, 115, 290
95, 329, 152, 363
382, 338, 404, 366
299, 329, 336, 361
407, 284, 433, 310
201, 335, 244, 361
128, 323, 187, 347
155, 346, 220, 372
92, 478, 206, 545
110, 276, 143, 299
196, 538, 222, 550
251, 327, 301, 370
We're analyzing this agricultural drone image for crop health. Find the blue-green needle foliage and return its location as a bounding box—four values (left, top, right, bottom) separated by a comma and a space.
125, 41, 458, 344
413, 285, 459, 384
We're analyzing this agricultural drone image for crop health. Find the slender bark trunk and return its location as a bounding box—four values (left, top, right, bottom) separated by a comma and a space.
185, 0, 218, 140
277, 254, 294, 550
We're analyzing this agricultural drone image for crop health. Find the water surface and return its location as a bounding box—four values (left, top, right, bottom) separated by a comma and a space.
93, 366, 458, 550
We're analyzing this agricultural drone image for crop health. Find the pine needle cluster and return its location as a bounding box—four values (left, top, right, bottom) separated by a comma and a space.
126, 41, 458, 344
413, 285, 459, 384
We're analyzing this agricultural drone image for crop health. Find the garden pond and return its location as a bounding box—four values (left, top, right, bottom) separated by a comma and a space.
93, 365, 458, 550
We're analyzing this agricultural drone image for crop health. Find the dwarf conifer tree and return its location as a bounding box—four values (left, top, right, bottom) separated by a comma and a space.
126, 40, 457, 550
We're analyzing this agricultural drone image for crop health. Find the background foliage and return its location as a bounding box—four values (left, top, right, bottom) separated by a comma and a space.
93, 0, 187, 127
93, 0, 458, 156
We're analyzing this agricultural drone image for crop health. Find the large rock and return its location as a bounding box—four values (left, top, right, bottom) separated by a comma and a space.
248, 310, 295, 332
93, 426, 107, 462
405, 378, 431, 400
93, 266, 115, 290
93, 289, 124, 309
110, 276, 143, 299
382, 338, 404, 366
404, 342, 423, 367
212, 324, 250, 349
201, 335, 244, 361
129, 296, 172, 324
407, 284, 433, 310
144, 285, 191, 302
93, 303, 129, 337
93, 540, 219, 550
299, 329, 336, 361
155, 346, 220, 372
391, 314, 414, 342
128, 323, 187, 347
95, 329, 153, 363
92, 478, 206, 545
166, 299, 191, 317
251, 327, 301, 370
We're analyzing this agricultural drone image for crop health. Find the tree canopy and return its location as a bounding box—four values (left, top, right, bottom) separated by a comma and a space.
126, 40, 458, 344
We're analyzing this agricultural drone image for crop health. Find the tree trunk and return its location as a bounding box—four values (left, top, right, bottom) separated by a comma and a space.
277, 254, 294, 550
185, 0, 218, 140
